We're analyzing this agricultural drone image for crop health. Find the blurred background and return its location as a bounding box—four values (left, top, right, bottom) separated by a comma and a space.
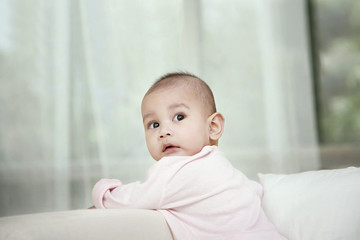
0, 0, 359, 217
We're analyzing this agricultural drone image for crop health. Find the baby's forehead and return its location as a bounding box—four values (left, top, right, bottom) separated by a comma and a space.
142, 76, 216, 115
151, 77, 197, 92
143, 84, 200, 103
142, 87, 212, 118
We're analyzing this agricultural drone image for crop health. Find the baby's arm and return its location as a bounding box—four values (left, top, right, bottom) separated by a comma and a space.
92, 176, 165, 210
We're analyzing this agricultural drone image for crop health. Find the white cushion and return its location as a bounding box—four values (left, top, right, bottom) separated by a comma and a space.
258, 167, 360, 240
0, 209, 173, 240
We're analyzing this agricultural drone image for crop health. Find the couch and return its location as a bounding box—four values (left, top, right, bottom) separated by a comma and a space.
1, 167, 359, 240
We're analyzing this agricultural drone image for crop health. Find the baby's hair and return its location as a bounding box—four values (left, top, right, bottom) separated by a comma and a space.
145, 72, 217, 115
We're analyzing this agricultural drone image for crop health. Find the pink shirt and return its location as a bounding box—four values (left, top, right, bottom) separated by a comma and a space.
92, 146, 285, 240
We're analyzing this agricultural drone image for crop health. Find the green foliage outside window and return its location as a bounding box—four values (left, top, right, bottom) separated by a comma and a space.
313, 0, 360, 143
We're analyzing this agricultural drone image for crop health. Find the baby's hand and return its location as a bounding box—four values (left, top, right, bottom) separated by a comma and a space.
88, 205, 96, 209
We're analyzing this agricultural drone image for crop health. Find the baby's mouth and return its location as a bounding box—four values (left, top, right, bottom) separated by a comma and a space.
162, 144, 178, 152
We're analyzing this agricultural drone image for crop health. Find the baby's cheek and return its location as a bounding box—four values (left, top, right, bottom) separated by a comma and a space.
145, 137, 155, 151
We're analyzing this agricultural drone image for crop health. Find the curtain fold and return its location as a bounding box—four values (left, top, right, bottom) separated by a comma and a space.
255, 0, 319, 173
0, 0, 319, 217
51, 0, 71, 211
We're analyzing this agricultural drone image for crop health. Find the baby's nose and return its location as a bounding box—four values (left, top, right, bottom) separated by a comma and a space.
159, 126, 172, 138
159, 131, 171, 138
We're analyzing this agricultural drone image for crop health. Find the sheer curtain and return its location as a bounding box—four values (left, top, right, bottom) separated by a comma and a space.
0, 0, 319, 217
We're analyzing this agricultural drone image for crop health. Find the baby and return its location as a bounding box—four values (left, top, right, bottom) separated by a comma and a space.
92, 72, 285, 240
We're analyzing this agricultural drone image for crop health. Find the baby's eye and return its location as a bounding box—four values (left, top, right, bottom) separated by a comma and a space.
149, 122, 160, 129
173, 114, 185, 122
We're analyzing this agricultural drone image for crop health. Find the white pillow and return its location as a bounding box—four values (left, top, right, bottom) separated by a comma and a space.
258, 167, 360, 240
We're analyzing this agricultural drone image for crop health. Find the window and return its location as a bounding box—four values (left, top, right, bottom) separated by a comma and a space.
308, 0, 360, 168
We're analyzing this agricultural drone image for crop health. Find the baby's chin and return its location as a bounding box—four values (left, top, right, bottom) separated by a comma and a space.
154, 147, 204, 161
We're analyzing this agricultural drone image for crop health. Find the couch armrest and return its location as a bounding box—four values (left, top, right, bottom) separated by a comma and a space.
0, 209, 173, 240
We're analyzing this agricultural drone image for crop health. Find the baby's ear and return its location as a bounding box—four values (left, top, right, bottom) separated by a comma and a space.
208, 112, 225, 145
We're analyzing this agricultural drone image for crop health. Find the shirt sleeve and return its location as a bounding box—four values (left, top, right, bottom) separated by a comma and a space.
92, 165, 167, 209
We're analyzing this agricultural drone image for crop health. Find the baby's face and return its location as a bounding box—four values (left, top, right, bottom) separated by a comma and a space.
141, 86, 211, 161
